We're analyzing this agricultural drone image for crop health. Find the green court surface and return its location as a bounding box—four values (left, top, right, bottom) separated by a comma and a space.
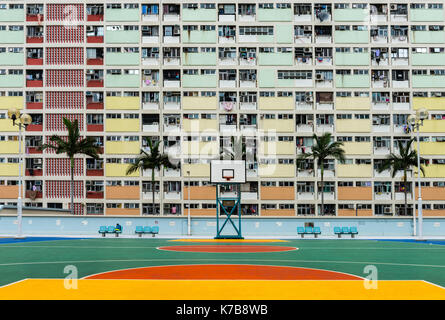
0, 238, 444, 288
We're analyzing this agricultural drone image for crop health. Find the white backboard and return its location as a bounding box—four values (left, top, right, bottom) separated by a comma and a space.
210, 160, 246, 184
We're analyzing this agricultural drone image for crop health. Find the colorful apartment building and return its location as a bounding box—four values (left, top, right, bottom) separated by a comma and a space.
1, 1, 445, 217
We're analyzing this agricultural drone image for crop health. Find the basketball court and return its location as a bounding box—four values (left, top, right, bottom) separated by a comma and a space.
0, 237, 444, 300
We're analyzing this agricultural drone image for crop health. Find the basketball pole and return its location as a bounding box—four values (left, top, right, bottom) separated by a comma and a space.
187, 170, 191, 236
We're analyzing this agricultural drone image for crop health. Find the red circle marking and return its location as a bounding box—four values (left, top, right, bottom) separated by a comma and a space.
85, 264, 362, 280
157, 245, 297, 253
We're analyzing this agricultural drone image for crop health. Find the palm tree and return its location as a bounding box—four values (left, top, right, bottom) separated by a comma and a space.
40, 118, 101, 214
377, 138, 426, 216
297, 133, 346, 215
126, 137, 176, 214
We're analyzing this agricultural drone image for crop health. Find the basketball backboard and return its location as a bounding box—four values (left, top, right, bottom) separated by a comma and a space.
210, 160, 246, 184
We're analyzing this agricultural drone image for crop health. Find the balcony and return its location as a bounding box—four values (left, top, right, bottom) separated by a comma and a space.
260, 118, 294, 133
410, 30, 445, 44
86, 191, 104, 199
0, 185, 18, 198
336, 119, 371, 133
258, 52, 293, 66
183, 118, 218, 133
105, 163, 138, 177
342, 141, 372, 155
338, 186, 372, 200
0, 51, 23, 66
0, 163, 19, 176
412, 75, 445, 88
105, 118, 139, 132
105, 96, 139, 110
182, 163, 210, 178
333, 8, 368, 22
259, 141, 295, 156
410, 8, 444, 22
182, 30, 217, 44
335, 96, 371, 110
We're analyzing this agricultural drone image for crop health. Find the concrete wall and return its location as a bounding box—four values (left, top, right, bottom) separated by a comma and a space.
1, 215, 444, 237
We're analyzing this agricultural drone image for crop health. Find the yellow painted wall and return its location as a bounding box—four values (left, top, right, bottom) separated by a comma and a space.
183, 96, 218, 110
105, 119, 140, 132
335, 97, 371, 110
420, 142, 445, 155
258, 97, 294, 110
419, 120, 445, 133
259, 141, 295, 155
259, 119, 294, 133
183, 119, 218, 132
105, 96, 140, 110
0, 119, 19, 132
342, 142, 372, 155
105, 141, 140, 155
336, 119, 371, 133
105, 163, 139, 177
259, 164, 295, 177
337, 164, 372, 178
0, 163, 19, 176
181, 141, 219, 155
0, 96, 23, 110
413, 97, 445, 110
182, 163, 210, 177
423, 164, 445, 178
0, 141, 19, 154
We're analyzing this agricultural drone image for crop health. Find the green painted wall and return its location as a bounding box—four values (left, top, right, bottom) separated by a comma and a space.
0, 9, 24, 22
182, 52, 217, 66
335, 52, 369, 66
105, 9, 140, 22
334, 31, 369, 44
412, 75, 445, 88
412, 53, 445, 66
410, 9, 444, 22
0, 31, 24, 44
258, 52, 293, 66
410, 31, 445, 44
106, 52, 140, 66
275, 25, 293, 43
258, 69, 276, 88
105, 74, 140, 87
106, 30, 140, 44
182, 30, 217, 43
334, 9, 368, 21
257, 8, 292, 21
182, 9, 217, 21
335, 74, 370, 88
0, 75, 23, 87
0, 52, 24, 65
182, 74, 217, 88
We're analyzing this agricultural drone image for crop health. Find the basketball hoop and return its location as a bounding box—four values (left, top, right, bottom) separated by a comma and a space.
222, 169, 234, 182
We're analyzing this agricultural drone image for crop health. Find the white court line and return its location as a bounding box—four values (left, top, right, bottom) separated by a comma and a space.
0, 258, 443, 269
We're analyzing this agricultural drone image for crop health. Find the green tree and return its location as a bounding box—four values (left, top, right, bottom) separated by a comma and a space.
40, 118, 101, 214
377, 138, 426, 216
126, 137, 176, 214
297, 133, 346, 215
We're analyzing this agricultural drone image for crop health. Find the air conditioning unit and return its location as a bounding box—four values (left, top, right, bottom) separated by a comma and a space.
304, 26, 311, 31
305, 95, 313, 102
384, 207, 392, 214
86, 26, 94, 32
164, 48, 171, 52
390, 4, 397, 10
304, 47, 311, 53
315, 73, 324, 81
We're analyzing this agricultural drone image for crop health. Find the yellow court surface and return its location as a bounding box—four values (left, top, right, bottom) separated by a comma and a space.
1, 279, 444, 300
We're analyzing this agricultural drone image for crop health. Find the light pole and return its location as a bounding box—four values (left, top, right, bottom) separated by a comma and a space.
7, 108, 32, 239
187, 170, 191, 236
407, 108, 428, 240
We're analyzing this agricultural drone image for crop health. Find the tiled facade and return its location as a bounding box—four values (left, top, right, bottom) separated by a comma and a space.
1, 1, 445, 217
